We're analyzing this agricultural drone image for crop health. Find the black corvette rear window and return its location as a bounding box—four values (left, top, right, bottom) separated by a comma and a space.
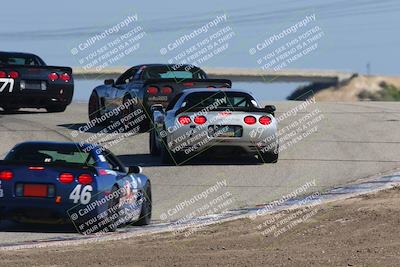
0, 54, 43, 66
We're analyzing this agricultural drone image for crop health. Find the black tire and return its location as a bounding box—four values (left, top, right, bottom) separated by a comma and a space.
46, 105, 67, 113
106, 186, 121, 232
88, 91, 102, 122
149, 128, 160, 156
134, 183, 152, 226
259, 151, 279, 163
1, 107, 19, 114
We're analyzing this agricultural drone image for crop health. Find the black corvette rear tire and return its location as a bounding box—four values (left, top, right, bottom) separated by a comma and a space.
149, 128, 160, 156
46, 105, 67, 113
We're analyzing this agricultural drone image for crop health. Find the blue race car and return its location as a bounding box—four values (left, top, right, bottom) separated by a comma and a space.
0, 141, 151, 234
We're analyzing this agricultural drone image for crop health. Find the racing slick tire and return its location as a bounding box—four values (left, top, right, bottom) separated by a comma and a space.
46, 105, 67, 113
1, 107, 19, 114
88, 91, 104, 124
149, 128, 160, 156
106, 185, 121, 232
134, 182, 152, 226
258, 151, 279, 163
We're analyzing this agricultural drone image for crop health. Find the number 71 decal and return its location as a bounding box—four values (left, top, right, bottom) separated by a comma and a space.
0, 78, 15, 93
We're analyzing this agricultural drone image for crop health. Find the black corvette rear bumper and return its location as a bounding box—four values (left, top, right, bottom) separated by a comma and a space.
0, 84, 74, 109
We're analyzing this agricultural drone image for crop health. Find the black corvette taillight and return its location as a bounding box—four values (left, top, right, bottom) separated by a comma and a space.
48, 72, 59, 81
60, 73, 70, 82
8, 71, 19, 79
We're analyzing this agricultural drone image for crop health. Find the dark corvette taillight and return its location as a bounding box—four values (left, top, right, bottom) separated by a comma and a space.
0, 71, 7, 78
78, 174, 93, 185
8, 71, 19, 79
147, 86, 158, 94
161, 86, 173, 94
59, 173, 74, 184
0, 170, 13, 180
60, 73, 70, 82
48, 72, 59, 81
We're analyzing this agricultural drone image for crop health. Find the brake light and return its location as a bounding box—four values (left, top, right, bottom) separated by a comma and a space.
244, 116, 256, 125
259, 116, 272, 125
183, 82, 194, 86
161, 86, 173, 94
0, 170, 13, 180
8, 71, 19, 79
48, 72, 59, 81
207, 86, 216, 89
78, 174, 93, 185
28, 166, 45, 170
147, 86, 158, 94
219, 111, 231, 116
194, 115, 207, 124
59, 173, 74, 184
60, 73, 70, 82
178, 116, 191, 125
0, 71, 6, 78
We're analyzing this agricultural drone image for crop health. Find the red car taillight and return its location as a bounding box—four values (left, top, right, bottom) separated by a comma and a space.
0, 71, 7, 78
60, 73, 70, 82
259, 116, 272, 125
244, 116, 256, 125
147, 86, 158, 94
194, 115, 207, 124
78, 174, 93, 185
178, 116, 191, 125
161, 86, 173, 94
28, 166, 45, 170
48, 72, 59, 81
0, 170, 13, 180
59, 173, 74, 184
8, 71, 19, 79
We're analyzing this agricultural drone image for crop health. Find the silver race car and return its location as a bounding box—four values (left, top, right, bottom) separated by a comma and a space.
149, 89, 279, 164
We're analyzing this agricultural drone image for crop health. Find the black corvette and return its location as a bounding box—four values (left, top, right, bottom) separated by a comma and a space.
88, 64, 231, 131
0, 52, 74, 113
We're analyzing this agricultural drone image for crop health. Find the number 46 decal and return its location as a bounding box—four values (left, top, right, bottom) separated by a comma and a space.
69, 185, 93, 205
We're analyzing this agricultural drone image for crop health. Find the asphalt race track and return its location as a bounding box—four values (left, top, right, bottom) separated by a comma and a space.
0, 101, 399, 245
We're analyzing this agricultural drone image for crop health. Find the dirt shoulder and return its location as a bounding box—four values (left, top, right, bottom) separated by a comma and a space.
1, 187, 400, 267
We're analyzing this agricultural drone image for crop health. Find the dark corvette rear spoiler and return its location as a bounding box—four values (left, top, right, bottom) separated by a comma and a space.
0, 64, 73, 74
143, 78, 231, 88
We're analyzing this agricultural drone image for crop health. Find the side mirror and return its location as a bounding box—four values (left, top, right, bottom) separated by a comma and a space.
264, 105, 276, 115
104, 79, 115, 86
128, 165, 143, 174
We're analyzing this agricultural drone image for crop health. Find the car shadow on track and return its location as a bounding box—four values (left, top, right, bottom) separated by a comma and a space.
0, 220, 77, 233
0, 109, 48, 115
58, 123, 108, 134
117, 153, 261, 167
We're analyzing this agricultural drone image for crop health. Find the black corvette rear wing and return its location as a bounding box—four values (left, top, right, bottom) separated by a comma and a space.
143, 78, 231, 88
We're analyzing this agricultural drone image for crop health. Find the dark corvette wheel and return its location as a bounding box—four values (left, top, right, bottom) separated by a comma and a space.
46, 105, 67, 113
149, 128, 160, 156
107, 186, 121, 232
88, 92, 101, 122
134, 183, 152, 226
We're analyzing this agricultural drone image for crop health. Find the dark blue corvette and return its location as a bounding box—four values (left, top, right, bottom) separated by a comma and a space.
0, 141, 151, 234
